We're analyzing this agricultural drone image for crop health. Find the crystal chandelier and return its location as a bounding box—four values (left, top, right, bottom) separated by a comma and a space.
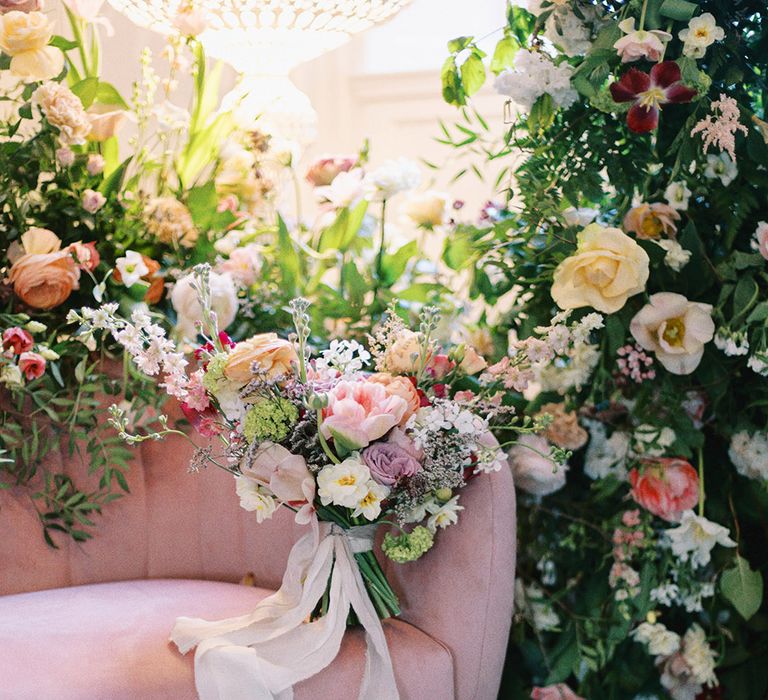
108, 1, 413, 146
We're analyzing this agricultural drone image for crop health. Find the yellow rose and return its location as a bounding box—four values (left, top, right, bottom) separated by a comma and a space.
551, 224, 649, 314
224, 333, 298, 384
0, 11, 63, 81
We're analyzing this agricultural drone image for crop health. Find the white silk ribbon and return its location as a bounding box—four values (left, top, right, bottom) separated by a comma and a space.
170, 521, 400, 700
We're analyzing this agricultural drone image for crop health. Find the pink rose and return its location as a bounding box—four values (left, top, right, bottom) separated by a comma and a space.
306, 155, 357, 187
18, 350, 45, 380
362, 439, 421, 486
509, 434, 566, 496
217, 244, 262, 286
82, 188, 106, 213
321, 379, 408, 451
629, 458, 699, 522
531, 684, 585, 700
2, 327, 33, 354
86, 153, 105, 176
752, 221, 768, 260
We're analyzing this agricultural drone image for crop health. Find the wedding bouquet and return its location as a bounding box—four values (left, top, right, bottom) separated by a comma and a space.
69, 263, 561, 697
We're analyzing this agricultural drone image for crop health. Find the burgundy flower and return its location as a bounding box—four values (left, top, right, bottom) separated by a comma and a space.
194, 331, 236, 362
180, 402, 223, 438
610, 61, 697, 133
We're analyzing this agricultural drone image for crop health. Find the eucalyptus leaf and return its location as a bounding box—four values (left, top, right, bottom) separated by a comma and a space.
721, 555, 763, 621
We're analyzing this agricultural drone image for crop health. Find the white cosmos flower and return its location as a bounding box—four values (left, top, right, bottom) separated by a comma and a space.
352, 480, 389, 520
235, 476, 278, 523
426, 495, 464, 532
317, 457, 371, 508
115, 250, 149, 287
666, 510, 736, 569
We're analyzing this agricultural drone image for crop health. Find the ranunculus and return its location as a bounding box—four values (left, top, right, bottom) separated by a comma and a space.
551, 224, 650, 314
86, 153, 105, 176
459, 346, 487, 375
362, 440, 421, 486
383, 329, 424, 374
402, 190, 450, 228
509, 434, 566, 496
367, 373, 420, 425
531, 684, 585, 700
2, 327, 33, 354
81, 188, 106, 213
321, 380, 408, 451
241, 442, 315, 523
613, 17, 671, 63
305, 155, 357, 187
0, 11, 63, 81
18, 350, 45, 379
0, 0, 41, 13
68, 241, 100, 271
86, 104, 126, 142
8, 250, 80, 309
630, 292, 714, 375
623, 202, 681, 240
223, 333, 298, 384
32, 82, 91, 145
217, 244, 262, 286
171, 270, 237, 340
629, 458, 699, 522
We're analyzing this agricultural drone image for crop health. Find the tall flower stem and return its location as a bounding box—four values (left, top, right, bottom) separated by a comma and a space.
698, 447, 705, 517
639, 0, 649, 31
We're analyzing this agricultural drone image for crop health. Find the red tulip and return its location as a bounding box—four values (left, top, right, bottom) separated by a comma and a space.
629, 457, 699, 522
610, 61, 697, 133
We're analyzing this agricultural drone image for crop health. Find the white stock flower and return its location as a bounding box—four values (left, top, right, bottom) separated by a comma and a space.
583, 420, 630, 480
495, 49, 578, 112
656, 239, 692, 272
728, 431, 768, 480
704, 152, 737, 186
115, 250, 149, 287
666, 510, 736, 569
426, 495, 464, 531
664, 181, 692, 211
317, 457, 371, 508
170, 270, 238, 340
679, 13, 725, 59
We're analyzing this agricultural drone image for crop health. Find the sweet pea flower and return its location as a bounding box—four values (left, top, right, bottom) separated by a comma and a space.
613, 17, 671, 63
629, 458, 699, 522
630, 292, 714, 375
2, 326, 33, 354
610, 61, 697, 133
18, 350, 46, 379
321, 380, 408, 451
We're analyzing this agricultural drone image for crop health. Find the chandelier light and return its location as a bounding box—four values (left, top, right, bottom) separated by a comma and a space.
107, 0, 414, 146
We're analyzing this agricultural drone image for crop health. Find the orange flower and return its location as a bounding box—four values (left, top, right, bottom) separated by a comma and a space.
224, 334, 298, 384
8, 250, 80, 309
112, 254, 164, 304
623, 203, 680, 240
367, 372, 420, 425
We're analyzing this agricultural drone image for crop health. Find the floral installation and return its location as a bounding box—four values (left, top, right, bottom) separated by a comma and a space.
439, 0, 767, 698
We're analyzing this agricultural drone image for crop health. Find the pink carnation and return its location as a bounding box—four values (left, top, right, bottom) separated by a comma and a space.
321, 379, 408, 451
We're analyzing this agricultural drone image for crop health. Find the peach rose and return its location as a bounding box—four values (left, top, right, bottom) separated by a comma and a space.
368, 372, 420, 425
8, 250, 80, 309
383, 329, 424, 374
551, 224, 649, 314
623, 203, 680, 239
459, 345, 488, 375
224, 333, 298, 384
539, 402, 588, 450
86, 104, 126, 142
0, 11, 63, 81
509, 434, 567, 496
20, 226, 61, 254
629, 457, 699, 522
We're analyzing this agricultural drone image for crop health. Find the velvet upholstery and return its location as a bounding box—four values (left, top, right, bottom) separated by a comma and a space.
0, 429, 516, 699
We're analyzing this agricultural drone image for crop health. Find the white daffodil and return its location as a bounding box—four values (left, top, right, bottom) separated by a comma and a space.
426, 495, 464, 532
352, 480, 390, 521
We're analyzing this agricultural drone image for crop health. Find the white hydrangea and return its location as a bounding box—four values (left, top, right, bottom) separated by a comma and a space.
714, 328, 749, 356
729, 430, 768, 480
536, 342, 600, 394
543, 4, 598, 56
494, 49, 578, 112
315, 339, 371, 377
651, 582, 681, 607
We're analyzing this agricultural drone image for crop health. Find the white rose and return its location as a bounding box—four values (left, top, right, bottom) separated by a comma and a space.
508, 434, 566, 496
402, 190, 450, 228
171, 270, 238, 340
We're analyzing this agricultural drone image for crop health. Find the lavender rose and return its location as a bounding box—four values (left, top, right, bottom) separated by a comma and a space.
362, 441, 421, 486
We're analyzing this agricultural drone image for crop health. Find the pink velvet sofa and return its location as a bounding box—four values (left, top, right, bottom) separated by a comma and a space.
0, 430, 516, 699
